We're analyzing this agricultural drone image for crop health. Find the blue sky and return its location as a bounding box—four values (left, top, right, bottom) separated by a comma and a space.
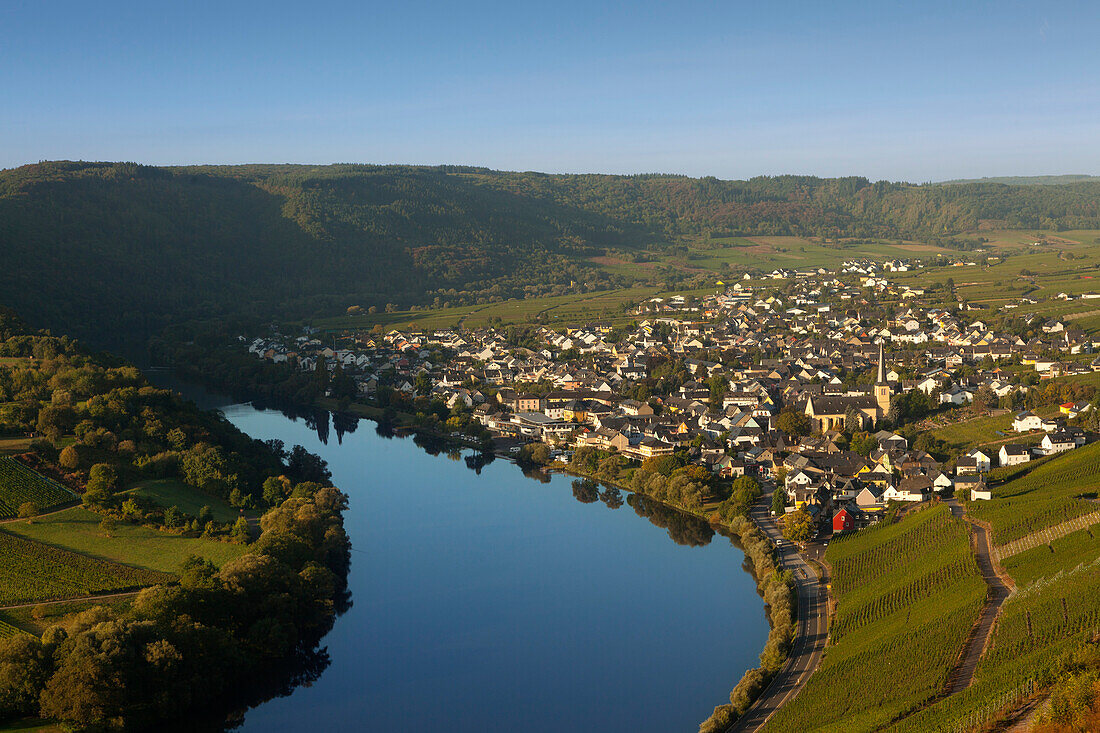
2, 0, 1099, 180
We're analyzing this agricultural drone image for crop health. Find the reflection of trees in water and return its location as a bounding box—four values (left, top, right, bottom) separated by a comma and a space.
464, 452, 495, 474
522, 466, 551, 483
572, 478, 600, 503
627, 493, 714, 547
333, 412, 359, 444
303, 410, 330, 445
166, 592, 355, 732
412, 431, 445, 456
599, 485, 624, 509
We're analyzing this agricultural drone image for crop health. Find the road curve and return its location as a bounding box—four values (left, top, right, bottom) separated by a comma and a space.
728, 492, 829, 733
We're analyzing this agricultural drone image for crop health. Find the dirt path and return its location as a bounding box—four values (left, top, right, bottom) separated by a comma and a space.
946, 500, 1013, 693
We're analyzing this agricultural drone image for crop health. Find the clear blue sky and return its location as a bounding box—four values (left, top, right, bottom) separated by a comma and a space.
2, 0, 1099, 180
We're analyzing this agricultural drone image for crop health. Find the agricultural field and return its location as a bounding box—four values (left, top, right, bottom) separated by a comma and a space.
0, 457, 77, 519
762, 505, 985, 733
2, 506, 248, 574
1002, 520, 1100, 587
125, 478, 243, 524
311, 286, 664, 333
0, 530, 170, 606
968, 441, 1100, 546
0, 616, 27, 639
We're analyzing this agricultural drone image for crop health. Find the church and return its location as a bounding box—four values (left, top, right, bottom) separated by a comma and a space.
803, 344, 892, 432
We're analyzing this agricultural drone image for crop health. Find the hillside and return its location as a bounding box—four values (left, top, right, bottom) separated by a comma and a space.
7, 162, 1100, 349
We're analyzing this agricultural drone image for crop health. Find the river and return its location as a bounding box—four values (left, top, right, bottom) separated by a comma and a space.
154, 376, 769, 732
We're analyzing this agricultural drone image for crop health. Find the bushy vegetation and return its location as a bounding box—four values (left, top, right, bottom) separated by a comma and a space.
761, 505, 985, 732
0, 482, 350, 730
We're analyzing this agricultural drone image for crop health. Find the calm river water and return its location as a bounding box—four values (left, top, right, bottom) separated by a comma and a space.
157, 378, 769, 732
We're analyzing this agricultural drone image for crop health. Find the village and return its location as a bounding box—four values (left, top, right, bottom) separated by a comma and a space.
244, 259, 1100, 538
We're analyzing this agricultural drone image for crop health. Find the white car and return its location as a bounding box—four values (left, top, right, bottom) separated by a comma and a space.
508, 446, 521, 454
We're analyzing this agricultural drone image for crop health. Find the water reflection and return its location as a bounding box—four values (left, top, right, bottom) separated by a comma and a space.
627, 493, 715, 547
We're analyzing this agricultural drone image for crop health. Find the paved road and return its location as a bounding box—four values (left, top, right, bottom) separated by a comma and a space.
729, 493, 829, 733
946, 499, 1011, 693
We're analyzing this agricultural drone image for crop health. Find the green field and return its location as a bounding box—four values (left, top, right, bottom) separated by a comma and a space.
969, 441, 1100, 546
2, 506, 248, 574
0, 530, 170, 606
762, 505, 985, 732
0, 457, 77, 519
126, 478, 243, 523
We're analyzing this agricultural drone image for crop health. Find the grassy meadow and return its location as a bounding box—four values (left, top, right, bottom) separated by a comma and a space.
2, 506, 248, 574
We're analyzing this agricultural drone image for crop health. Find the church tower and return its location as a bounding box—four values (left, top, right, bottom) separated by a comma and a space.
874, 342, 892, 417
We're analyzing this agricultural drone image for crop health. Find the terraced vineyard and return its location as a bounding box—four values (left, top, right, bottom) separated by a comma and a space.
886, 504, 1100, 732
969, 441, 1100, 545
0, 530, 171, 606
0, 456, 77, 518
761, 505, 986, 732
1002, 520, 1100, 587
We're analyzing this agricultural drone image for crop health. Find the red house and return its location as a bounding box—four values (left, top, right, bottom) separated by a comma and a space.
833, 508, 856, 533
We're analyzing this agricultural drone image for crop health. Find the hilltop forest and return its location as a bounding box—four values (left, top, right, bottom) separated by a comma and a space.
5, 161, 1100, 350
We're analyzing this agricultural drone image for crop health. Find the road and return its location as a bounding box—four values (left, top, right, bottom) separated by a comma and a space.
728, 492, 829, 733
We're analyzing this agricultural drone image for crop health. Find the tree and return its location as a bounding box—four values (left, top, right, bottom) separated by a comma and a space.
777, 409, 811, 436
781, 509, 815, 544
844, 406, 862, 433
17, 502, 37, 519
83, 463, 118, 507
230, 516, 251, 544
771, 489, 786, 515
98, 516, 117, 535
58, 444, 80, 470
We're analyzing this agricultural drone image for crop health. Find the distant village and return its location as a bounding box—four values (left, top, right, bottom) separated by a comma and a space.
243, 258, 1100, 535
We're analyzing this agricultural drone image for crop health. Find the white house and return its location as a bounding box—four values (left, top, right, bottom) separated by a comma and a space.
998, 444, 1031, 467
1041, 431, 1076, 455
966, 449, 993, 472
1013, 411, 1043, 433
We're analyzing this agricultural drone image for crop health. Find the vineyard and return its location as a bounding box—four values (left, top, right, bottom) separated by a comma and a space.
761, 504, 986, 733
884, 499, 1100, 732
0, 617, 26, 639
969, 440, 1100, 545
1003, 520, 1100, 587
0, 530, 171, 606
0, 456, 77, 519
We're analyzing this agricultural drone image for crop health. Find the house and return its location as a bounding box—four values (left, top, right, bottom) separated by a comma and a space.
955, 456, 979, 476
998, 444, 1031, 467
1041, 431, 1076, 455
1012, 411, 1043, 433
970, 482, 992, 501
966, 449, 993, 472
887, 475, 932, 502
833, 507, 856, 533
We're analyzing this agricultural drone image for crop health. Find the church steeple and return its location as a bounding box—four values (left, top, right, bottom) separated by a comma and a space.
874, 342, 891, 417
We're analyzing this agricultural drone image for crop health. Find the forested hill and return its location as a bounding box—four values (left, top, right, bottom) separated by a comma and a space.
5, 161, 1100, 351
